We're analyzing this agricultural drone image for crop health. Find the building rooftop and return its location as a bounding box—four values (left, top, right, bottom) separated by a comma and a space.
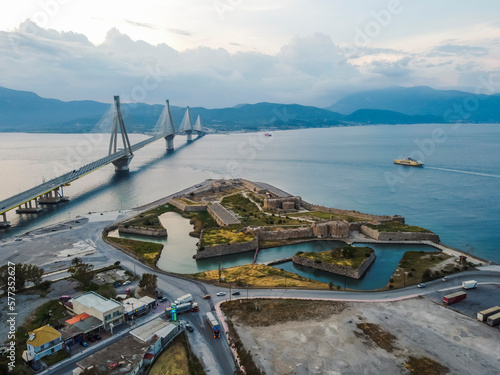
130, 317, 172, 343
73, 291, 122, 313
122, 297, 148, 314
27, 325, 61, 347
139, 296, 156, 305
76, 335, 149, 374
59, 324, 83, 341
65, 313, 91, 325
208, 202, 241, 225
72, 316, 103, 333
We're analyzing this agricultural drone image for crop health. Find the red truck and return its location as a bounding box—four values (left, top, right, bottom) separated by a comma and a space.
443, 291, 466, 305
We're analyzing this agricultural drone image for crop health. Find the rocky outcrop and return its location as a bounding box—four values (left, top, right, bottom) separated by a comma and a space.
195, 238, 258, 259
118, 225, 167, 237
360, 225, 440, 243
292, 252, 376, 279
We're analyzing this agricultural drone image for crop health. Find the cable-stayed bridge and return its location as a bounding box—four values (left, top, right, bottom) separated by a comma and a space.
0, 96, 204, 227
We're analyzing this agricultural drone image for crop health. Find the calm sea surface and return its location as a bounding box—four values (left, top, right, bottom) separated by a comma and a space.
1, 124, 499, 284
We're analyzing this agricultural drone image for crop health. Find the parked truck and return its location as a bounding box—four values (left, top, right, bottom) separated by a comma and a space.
462, 280, 478, 290
477, 306, 500, 322
443, 291, 467, 305
206, 311, 220, 338
175, 293, 193, 305
486, 312, 500, 327
165, 302, 199, 319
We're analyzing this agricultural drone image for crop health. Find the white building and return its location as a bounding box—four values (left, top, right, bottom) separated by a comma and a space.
72, 292, 124, 330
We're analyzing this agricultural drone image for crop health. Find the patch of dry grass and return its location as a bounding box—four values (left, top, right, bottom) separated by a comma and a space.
193, 264, 329, 289
221, 299, 348, 327
405, 356, 450, 375
356, 322, 398, 353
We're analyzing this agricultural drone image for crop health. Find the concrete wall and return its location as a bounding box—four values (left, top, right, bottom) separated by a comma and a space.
118, 225, 167, 237
360, 225, 440, 243
292, 251, 376, 279
195, 238, 258, 259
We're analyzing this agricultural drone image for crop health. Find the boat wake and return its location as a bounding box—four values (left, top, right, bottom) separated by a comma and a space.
426, 166, 500, 179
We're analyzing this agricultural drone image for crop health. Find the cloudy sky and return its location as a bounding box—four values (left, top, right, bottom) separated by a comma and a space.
1, 0, 499, 107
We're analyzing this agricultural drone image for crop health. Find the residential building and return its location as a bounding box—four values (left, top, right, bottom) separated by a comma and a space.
26, 325, 63, 361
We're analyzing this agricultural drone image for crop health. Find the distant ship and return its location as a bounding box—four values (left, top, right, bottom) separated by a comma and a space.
394, 157, 424, 167
264, 133, 272, 137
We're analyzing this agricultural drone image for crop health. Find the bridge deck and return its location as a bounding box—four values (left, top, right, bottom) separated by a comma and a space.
0, 135, 163, 215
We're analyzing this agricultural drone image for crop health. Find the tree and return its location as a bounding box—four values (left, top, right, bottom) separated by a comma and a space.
422, 268, 432, 282
97, 284, 116, 299
328, 281, 334, 290
26, 264, 44, 286
71, 257, 83, 267
70, 262, 95, 286
0, 263, 44, 293
139, 273, 157, 294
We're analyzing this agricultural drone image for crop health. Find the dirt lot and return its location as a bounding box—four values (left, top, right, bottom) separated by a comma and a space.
229, 298, 500, 375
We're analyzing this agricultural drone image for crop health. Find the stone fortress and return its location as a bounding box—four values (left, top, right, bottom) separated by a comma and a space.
163, 179, 439, 260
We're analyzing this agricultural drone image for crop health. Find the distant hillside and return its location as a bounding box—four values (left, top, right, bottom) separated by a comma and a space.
327, 86, 500, 122
344, 109, 442, 124
1, 85, 498, 134
0, 87, 344, 133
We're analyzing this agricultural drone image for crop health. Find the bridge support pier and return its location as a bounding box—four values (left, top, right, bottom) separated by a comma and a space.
165, 134, 175, 152
16, 199, 42, 214
186, 131, 193, 142
38, 188, 68, 204
0, 213, 10, 227
112, 155, 134, 172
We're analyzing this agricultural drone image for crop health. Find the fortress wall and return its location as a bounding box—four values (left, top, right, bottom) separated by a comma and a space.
292, 251, 376, 279
360, 225, 440, 243
195, 238, 258, 259
256, 227, 314, 241
301, 201, 404, 223
118, 225, 167, 237
168, 199, 206, 212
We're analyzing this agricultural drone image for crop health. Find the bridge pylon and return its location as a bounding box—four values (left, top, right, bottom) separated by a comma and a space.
180, 106, 194, 142
194, 115, 204, 137
109, 96, 134, 172
163, 100, 176, 152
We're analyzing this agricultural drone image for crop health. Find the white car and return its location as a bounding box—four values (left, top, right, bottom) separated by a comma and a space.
122, 280, 131, 286
216, 292, 226, 296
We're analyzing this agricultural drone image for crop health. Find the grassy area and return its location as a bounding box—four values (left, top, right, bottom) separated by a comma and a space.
200, 228, 255, 247
388, 251, 453, 288
122, 205, 171, 230
106, 237, 163, 264
149, 335, 190, 375
405, 356, 450, 375
221, 299, 347, 327
356, 323, 397, 353
177, 197, 202, 206
296, 246, 374, 269
221, 194, 304, 227
366, 220, 432, 233
149, 333, 205, 375
288, 211, 365, 222
42, 350, 70, 367
193, 264, 329, 289
188, 211, 219, 237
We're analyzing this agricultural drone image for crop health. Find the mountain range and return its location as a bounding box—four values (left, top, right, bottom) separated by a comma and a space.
0, 86, 499, 133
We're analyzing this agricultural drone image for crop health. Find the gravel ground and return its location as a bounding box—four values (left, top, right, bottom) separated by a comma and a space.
234, 297, 500, 375
0, 279, 80, 345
